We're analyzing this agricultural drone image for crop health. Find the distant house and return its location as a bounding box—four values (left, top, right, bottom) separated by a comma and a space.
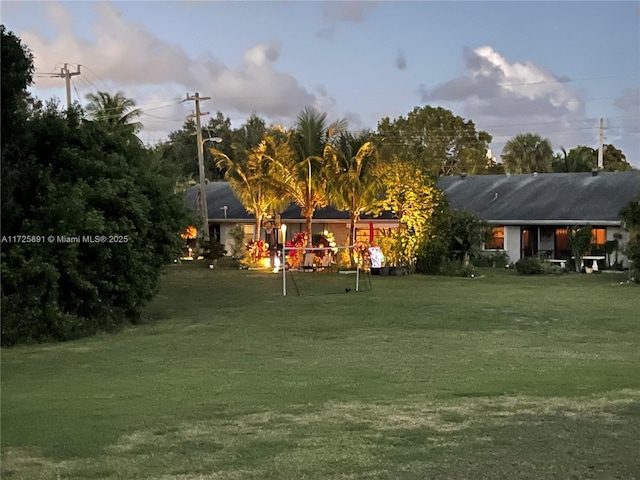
186, 171, 639, 265
438, 171, 640, 265
184, 181, 399, 255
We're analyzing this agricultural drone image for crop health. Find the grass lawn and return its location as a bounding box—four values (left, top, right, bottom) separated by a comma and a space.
2, 261, 639, 479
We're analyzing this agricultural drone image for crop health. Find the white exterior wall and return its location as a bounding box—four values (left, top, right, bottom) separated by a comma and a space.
504, 226, 521, 264
219, 223, 254, 257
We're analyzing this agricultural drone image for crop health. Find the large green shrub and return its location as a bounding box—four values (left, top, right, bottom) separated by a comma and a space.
415, 238, 449, 274
415, 206, 489, 275
515, 256, 543, 275
474, 252, 510, 268
619, 196, 640, 283
1, 28, 191, 345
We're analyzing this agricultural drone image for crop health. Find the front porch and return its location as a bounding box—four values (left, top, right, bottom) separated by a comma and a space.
484, 224, 629, 269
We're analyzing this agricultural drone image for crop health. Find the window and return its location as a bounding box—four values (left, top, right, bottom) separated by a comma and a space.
555, 228, 571, 259
554, 227, 607, 258
485, 226, 504, 250
590, 227, 606, 255
209, 224, 221, 243
591, 228, 606, 246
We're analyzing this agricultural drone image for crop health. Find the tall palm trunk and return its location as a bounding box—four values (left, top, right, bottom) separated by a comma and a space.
255, 216, 262, 241
306, 216, 313, 246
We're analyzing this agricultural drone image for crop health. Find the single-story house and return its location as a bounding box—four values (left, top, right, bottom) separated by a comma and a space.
184, 181, 400, 255
438, 170, 640, 265
186, 170, 639, 266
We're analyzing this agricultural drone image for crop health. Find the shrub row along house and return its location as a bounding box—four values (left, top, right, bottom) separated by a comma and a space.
185, 170, 639, 267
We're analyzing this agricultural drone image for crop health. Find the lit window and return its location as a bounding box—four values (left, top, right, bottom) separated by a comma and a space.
591, 228, 606, 247
485, 226, 504, 249
180, 226, 197, 239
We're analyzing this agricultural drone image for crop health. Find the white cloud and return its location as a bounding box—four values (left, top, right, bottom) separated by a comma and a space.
423, 46, 594, 156
20, 2, 316, 140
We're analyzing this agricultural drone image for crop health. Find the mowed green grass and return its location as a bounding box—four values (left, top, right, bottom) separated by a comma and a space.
2, 262, 639, 479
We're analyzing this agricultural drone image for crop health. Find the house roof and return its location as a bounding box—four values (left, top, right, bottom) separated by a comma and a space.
437, 171, 640, 225
186, 171, 640, 226
185, 181, 254, 220
185, 181, 396, 222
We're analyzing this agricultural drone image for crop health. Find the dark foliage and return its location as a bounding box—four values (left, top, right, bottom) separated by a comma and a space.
1, 28, 191, 345
619, 195, 640, 282
515, 256, 543, 275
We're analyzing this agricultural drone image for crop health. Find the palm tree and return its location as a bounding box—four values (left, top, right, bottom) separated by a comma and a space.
552, 146, 595, 172
85, 91, 143, 136
501, 133, 553, 174
328, 130, 383, 251
213, 132, 291, 239
269, 107, 347, 246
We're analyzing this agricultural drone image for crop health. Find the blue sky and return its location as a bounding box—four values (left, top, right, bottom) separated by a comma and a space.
2, 1, 639, 166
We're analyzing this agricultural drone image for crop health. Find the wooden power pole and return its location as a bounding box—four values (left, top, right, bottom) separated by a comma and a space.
185, 93, 211, 243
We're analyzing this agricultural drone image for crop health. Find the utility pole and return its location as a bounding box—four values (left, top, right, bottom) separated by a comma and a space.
62, 64, 81, 109
41, 64, 81, 108
185, 93, 211, 243
597, 118, 604, 170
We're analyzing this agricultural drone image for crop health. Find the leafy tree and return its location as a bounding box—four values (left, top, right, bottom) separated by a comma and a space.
1, 29, 191, 345
156, 119, 201, 185
1, 25, 33, 132
486, 156, 506, 175
230, 112, 267, 153
1, 25, 35, 235
376, 106, 492, 176
156, 112, 264, 190
601, 144, 634, 172
269, 107, 347, 246
327, 130, 383, 255
568, 225, 593, 273
619, 194, 640, 282
372, 159, 444, 269
501, 133, 553, 174
448, 209, 488, 266
204, 111, 235, 162
414, 199, 452, 274
415, 204, 488, 274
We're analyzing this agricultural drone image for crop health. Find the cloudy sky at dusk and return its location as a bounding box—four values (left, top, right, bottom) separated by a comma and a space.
2, 1, 639, 166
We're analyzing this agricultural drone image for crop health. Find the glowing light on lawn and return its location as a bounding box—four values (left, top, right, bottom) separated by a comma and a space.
273, 255, 281, 272
261, 257, 271, 268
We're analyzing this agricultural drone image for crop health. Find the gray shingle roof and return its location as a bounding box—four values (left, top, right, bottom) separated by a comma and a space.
437, 171, 640, 225
186, 171, 640, 225
186, 181, 396, 221
185, 181, 254, 220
